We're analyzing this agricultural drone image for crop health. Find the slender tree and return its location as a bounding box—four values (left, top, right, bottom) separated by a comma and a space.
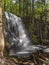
0, 0, 5, 56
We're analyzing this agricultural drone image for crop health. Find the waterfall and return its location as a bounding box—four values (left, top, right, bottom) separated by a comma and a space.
4, 12, 32, 54
5, 12, 46, 56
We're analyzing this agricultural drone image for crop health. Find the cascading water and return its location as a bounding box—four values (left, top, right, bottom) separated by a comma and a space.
5, 12, 32, 48
9, 13, 32, 48
5, 12, 33, 55
4, 12, 49, 56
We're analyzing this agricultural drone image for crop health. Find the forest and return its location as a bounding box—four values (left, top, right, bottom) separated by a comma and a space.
2, 0, 49, 45
0, 0, 49, 65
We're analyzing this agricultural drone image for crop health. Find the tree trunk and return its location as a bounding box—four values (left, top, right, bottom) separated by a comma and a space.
0, 0, 5, 57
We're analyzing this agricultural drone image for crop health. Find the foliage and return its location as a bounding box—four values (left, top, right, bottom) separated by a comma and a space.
2, 0, 49, 45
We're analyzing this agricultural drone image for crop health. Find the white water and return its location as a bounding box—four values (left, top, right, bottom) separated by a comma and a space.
9, 13, 31, 48
5, 12, 31, 49
4, 12, 44, 56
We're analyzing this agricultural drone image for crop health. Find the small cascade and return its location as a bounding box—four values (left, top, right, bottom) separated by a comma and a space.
4, 12, 49, 57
